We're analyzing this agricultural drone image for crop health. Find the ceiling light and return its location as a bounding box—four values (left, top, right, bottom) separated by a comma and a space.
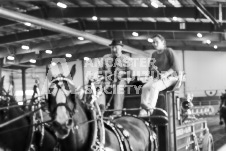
197, 33, 202, 38
151, 2, 159, 8
78, 37, 84, 40
51, 62, 56, 66
57, 2, 67, 8
148, 38, 153, 43
29, 59, 36, 63
214, 45, 218, 49
92, 16, 98, 21
84, 57, 90, 61
65, 53, 72, 58
24, 22, 31, 26
172, 16, 178, 21
45, 50, 52, 54
206, 40, 211, 44
132, 32, 139, 37
21, 45, 29, 50
168, 0, 182, 7
7, 56, 14, 61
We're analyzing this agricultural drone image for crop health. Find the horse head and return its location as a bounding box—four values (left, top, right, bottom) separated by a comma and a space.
47, 64, 77, 139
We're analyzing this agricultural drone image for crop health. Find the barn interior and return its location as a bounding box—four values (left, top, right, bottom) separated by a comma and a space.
0, 0, 226, 150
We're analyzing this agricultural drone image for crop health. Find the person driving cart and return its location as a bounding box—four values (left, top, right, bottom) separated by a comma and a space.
98, 39, 132, 116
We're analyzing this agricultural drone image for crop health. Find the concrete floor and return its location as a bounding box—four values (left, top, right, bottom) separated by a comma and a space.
206, 115, 226, 151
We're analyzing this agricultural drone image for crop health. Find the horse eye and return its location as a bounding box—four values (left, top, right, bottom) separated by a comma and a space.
49, 88, 54, 93
62, 81, 69, 90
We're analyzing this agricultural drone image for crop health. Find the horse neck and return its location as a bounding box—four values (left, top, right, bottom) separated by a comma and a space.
61, 100, 92, 151
0, 108, 32, 151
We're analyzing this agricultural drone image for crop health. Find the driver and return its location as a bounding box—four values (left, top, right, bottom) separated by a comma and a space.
98, 39, 132, 116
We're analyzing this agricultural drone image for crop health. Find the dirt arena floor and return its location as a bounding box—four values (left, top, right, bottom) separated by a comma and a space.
206, 115, 226, 151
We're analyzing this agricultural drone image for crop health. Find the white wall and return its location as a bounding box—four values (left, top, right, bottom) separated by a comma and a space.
184, 51, 226, 96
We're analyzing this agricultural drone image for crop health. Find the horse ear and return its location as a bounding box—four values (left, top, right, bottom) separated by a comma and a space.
67, 64, 76, 79
0, 76, 4, 89
46, 65, 55, 81
0, 76, 4, 95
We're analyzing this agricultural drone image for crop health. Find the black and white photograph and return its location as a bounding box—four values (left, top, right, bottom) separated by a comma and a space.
0, 0, 225, 151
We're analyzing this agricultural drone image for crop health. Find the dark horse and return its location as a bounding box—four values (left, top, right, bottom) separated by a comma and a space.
0, 77, 57, 151
220, 93, 226, 131
47, 64, 157, 151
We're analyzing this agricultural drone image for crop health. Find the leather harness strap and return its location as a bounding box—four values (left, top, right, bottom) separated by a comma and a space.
144, 121, 158, 151
104, 121, 135, 151
114, 123, 133, 151
104, 121, 125, 151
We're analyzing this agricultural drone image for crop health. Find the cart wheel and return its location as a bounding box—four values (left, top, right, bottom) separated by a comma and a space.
202, 133, 214, 151
207, 134, 214, 151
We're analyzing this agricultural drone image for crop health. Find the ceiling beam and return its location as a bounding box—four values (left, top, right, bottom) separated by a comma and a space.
192, 0, 220, 27
32, 48, 111, 66
0, 7, 224, 27
0, 0, 48, 1
81, 21, 223, 31
15, 38, 91, 55
17, 43, 108, 64
0, 21, 224, 46
15, 7, 221, 19
0, 7, 147, 56
0, 29, 57, 45
0, 28, 224, 57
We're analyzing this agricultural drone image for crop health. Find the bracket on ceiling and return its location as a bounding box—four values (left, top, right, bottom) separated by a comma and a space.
192, 0, 220, 28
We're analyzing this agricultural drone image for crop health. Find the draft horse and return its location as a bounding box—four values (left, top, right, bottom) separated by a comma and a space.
0, 77, 57, 151
47, 64, 157, 151
220, 93, 226, 131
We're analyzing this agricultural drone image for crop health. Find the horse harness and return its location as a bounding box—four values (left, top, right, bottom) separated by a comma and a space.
49, 76, 158, 151
49, 78, 76, 118
89, 116, 158, 151
0, 95, 45, 151
0, 96, 11, 120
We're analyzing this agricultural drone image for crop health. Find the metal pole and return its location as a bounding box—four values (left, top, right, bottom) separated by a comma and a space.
21, 68, 26, 100
0, 7, 148, 56
0, 58, 3, 96
219, 3, 222, 24
0, 58, 3, 79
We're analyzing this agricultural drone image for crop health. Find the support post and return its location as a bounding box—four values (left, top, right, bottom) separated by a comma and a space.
0, 58, 3, 96
0, 58, 3, 80
21, 68, 26, 100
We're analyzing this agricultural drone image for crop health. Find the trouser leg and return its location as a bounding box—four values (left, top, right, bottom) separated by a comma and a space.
113, 80, 125, 115
140, 78, 154, 109
97, 93, 106, 112
141, 77, 178, 109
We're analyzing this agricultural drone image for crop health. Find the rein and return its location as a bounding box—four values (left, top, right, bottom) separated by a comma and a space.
0, 95, 46, 111
0, 105, 45, 128
0, 119, 52, 134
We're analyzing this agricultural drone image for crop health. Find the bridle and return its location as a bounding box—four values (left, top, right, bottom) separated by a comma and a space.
49, 76, 76, 118
0, 93, 14, 122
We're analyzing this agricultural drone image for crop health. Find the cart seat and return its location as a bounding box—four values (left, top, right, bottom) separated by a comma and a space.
140, 108, 168, 125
